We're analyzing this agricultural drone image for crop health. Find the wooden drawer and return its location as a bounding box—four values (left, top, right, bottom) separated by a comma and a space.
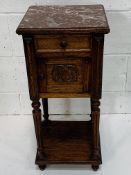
37, 57, 91, 93
34, 35, 92, 57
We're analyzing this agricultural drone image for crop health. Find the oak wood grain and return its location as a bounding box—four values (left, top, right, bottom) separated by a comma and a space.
37, 57, 91, 93
35, 121, 102, 164
35, 34, 92, 51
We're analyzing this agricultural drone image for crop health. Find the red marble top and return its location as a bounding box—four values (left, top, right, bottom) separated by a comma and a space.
16, 5, 110, 34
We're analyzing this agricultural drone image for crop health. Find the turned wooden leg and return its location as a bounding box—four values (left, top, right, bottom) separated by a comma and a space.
32, 100, 44, 159
42, 98, 50, 123
91, 98, 101, 162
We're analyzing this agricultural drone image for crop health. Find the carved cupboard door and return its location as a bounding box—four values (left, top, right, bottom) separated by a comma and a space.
36, 57, 92, 93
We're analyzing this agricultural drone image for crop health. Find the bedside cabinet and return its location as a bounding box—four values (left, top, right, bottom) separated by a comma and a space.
16, 5, 110, 171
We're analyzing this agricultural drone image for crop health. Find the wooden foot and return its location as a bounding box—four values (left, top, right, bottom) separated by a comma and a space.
38, 164, 46, 171
92, 165, 99, 171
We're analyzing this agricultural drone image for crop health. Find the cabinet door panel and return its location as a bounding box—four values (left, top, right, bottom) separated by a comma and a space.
36, 57, 91, 93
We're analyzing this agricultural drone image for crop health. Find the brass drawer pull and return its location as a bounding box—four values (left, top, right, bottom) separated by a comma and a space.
60, 40, 68, 49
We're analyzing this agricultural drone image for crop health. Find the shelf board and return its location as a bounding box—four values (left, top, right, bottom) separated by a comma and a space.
35, 121, 102, 165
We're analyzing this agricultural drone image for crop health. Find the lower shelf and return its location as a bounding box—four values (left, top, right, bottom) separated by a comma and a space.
35, 120, 102, 165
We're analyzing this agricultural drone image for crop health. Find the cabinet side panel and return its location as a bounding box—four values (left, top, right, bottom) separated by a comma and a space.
23, 36, 39, 100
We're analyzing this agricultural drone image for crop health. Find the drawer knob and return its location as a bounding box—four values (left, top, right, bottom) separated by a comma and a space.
60, 40, 68, 49
38, 74, 45, 80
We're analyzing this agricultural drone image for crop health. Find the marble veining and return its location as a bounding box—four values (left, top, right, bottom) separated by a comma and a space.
17, 5, 110, 34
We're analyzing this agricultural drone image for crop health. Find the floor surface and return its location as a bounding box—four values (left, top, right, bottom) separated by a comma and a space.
0, 114, 131, 175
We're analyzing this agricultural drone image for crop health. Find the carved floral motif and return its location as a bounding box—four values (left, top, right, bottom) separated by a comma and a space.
52, 64, 78, 82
